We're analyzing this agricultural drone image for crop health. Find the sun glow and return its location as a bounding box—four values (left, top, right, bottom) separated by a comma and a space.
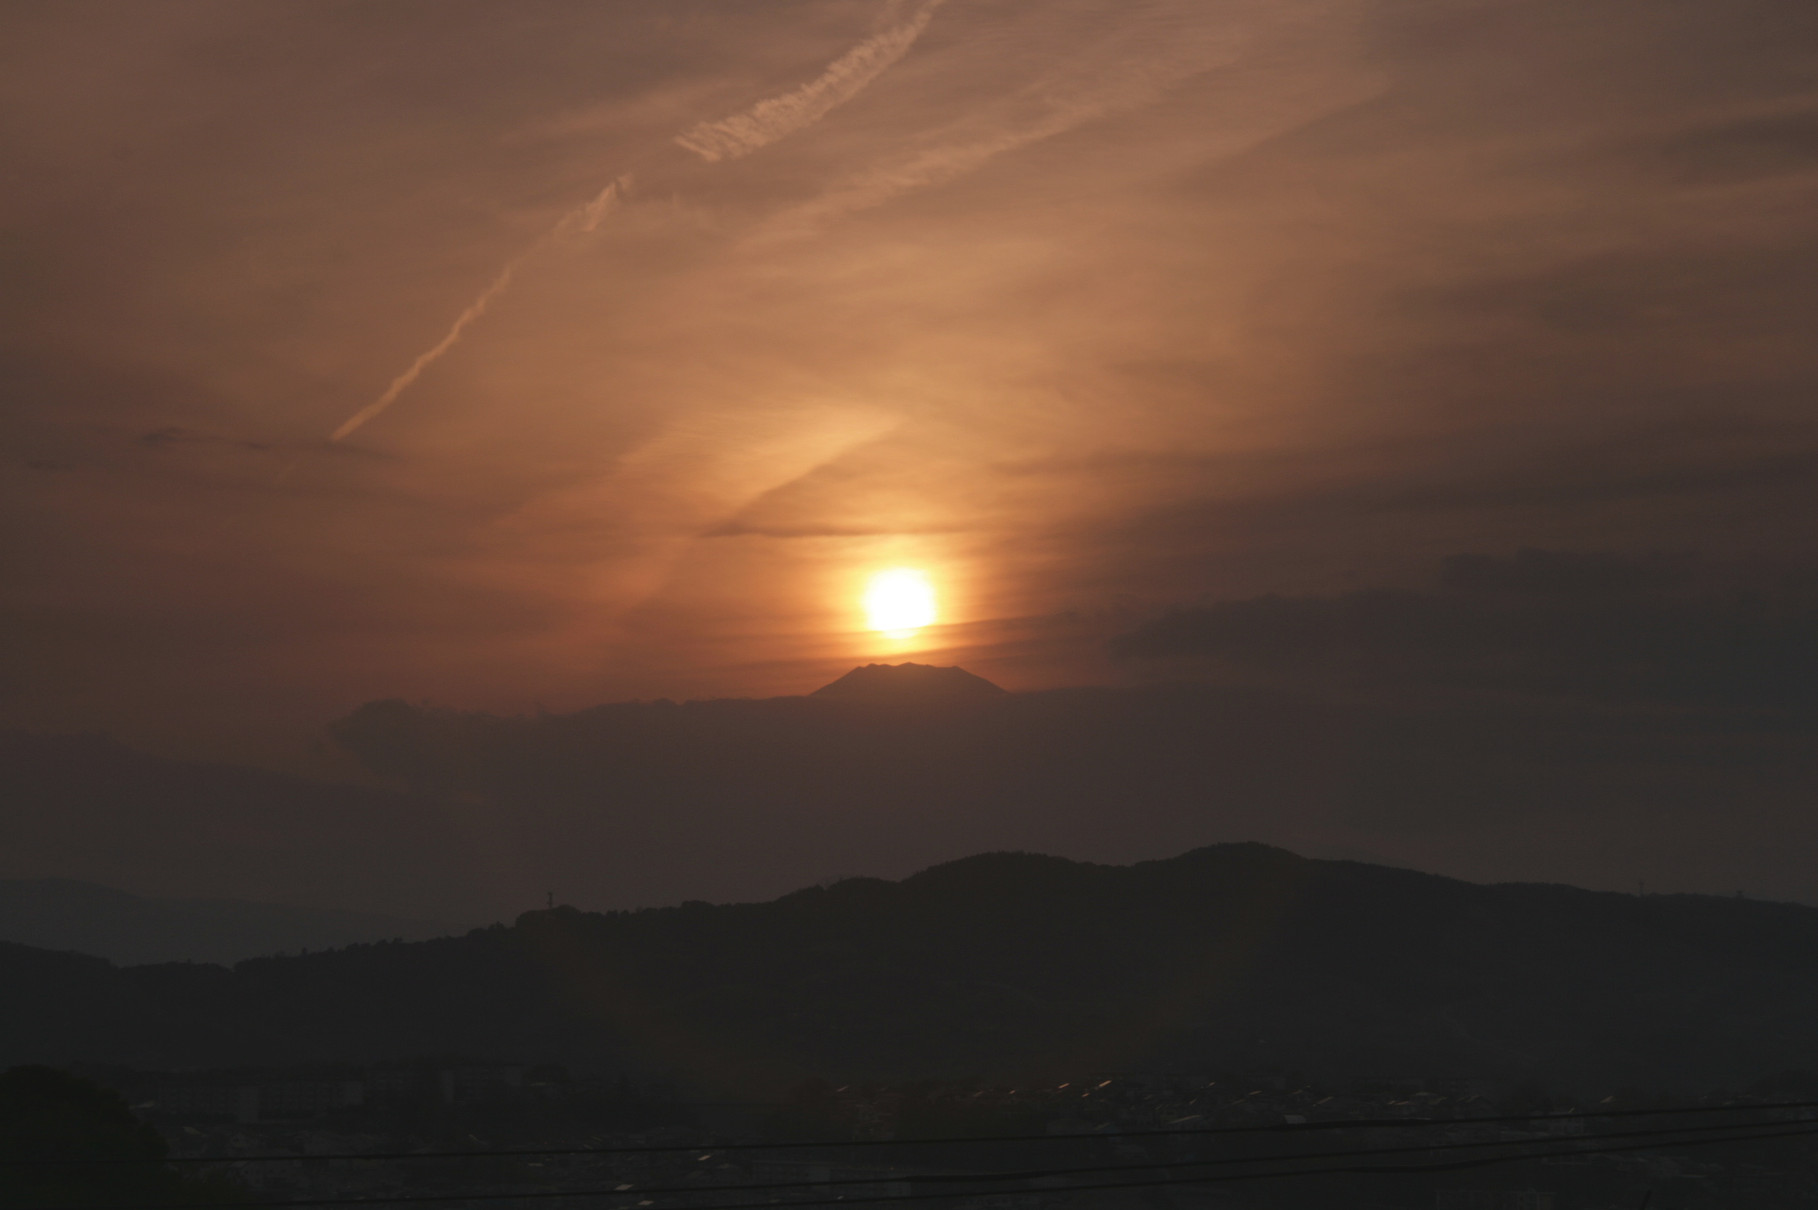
864, 568, 937, 639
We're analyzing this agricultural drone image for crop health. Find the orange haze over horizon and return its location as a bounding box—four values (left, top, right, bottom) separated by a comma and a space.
3, 0, 1816, 772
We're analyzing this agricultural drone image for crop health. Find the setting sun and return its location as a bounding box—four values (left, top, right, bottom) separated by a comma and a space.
863, 569, 937, 639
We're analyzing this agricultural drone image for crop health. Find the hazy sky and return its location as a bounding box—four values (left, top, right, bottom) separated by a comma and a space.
4, 0, 1816, 767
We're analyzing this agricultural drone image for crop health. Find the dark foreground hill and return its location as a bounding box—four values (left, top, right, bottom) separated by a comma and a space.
6, 844, 1818, 1096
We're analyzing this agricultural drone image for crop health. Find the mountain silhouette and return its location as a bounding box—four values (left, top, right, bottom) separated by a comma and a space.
810, 663, 1007, 705
0, 730, 489, 921
6, 843, 1818, 1096
15, 658, 1818, 921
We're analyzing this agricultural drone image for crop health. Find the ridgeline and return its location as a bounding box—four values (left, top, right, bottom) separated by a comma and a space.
5, 843, 1818, 1095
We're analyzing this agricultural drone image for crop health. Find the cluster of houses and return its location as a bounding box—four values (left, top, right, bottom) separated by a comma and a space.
128, 1062, 1524, 1129
128, 1062, 552, 1123
109, 1066, 1807, 1208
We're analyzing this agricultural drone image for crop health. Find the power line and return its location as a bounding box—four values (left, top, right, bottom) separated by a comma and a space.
20, 1098, 1816, 1169
58, 1113, 1818, 1210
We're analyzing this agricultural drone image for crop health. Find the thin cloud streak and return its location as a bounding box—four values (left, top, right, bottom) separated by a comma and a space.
332, 0, 943, 444
674, 0, 943, 163
331, 259, 521, 443
330, 178, 624, 443
760, 0, 1351, 236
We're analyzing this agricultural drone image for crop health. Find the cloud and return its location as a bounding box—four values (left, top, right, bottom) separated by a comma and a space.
139, 426, 269, 452
1112, 549, 1818, 713
1638, 103, 1818, 187
328, 0, 944, 446
759, 0, 1334, 234
674, 1, 943, 163
703, 519, 962, 539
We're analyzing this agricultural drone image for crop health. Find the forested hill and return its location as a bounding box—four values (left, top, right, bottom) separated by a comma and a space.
6, 843, 1818, 1096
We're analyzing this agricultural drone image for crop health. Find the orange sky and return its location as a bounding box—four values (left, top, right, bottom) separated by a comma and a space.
3, 0, 1816, 769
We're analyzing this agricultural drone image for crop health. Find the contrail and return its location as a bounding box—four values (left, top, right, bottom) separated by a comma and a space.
675, 0, 941, 163
756, 0, 1360, 239
331, 178, 621, 443
331, 259, 520, 442
333, 0, 941, 443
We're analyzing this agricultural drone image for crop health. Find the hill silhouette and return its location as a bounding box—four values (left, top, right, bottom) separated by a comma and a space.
5, 844, 1818, 1096
0, 730, 491, 922
10, 647, 1818, 921
326, 673, 1818, 912
810, 663, 1008, 706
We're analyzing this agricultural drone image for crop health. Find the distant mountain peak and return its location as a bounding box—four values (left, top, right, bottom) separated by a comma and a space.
810, 662, 1006, 705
